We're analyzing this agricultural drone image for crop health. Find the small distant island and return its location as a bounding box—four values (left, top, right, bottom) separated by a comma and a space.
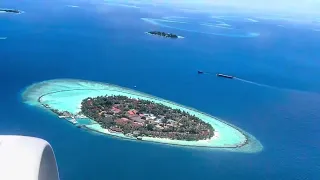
147, 31, 179, 39
0, 8, 22, 14
80, 95, 214, 141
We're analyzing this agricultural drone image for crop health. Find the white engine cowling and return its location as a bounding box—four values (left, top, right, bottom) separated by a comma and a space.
0, 135, 59, 180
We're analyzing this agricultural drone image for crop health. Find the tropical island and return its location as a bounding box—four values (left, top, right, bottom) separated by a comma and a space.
147, 31, 179, 38
80, 95, 214, 141
0, 9, 22, 14
22, 79, 263, 153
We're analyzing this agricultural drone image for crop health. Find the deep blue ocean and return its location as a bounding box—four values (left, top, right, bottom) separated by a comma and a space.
1, 0, 320, 179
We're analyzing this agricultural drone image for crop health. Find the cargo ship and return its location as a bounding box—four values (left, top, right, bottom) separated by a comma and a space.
216, 73, 234, 79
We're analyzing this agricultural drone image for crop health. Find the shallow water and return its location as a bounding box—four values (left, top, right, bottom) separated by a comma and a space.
23, 79, 263, 151
141, 17, 260, 37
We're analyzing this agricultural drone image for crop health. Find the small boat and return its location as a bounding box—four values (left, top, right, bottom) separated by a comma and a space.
136, 137, 143, 141
76, 124, 82, 128
216, 73, 234, 79
197, 70, 204, 74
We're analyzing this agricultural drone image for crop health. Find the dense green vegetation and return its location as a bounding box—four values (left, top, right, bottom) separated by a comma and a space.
81, 95, 214, 141
148, 31, 178, 38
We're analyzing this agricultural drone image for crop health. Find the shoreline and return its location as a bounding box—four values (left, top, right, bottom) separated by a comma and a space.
37, 90, 231, 147
22, 79, 263, 152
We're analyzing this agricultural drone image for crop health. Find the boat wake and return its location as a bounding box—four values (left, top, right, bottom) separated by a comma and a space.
105, 2, 140, 8
234, 78, 273, 88
236, 77, 320, 95
199, 71, 319, 95
0, 37, 7, 40
200, 72, 271, 87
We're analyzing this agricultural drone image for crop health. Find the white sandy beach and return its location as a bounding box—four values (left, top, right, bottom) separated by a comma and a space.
22, 79, 263, 153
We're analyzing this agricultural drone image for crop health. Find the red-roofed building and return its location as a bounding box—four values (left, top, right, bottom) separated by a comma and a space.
115, 118, 129, 126
128, 111, 135, 115
132, 122, 143, 128
112, 107, 121, 113
129, 115, 145, 123
127, 110, 137, 115
110, 127, 123, 133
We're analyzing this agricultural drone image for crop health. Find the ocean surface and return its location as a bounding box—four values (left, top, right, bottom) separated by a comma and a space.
1, 0, 320, 179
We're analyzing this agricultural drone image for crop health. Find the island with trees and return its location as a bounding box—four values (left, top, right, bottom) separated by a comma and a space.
147, 31, 179, 39
22, 79, 263, 152
0, 8, 22, 14
80, 95, 214, 141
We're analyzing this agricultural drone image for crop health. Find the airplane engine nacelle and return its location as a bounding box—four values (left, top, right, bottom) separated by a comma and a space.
0, 135, 59, 180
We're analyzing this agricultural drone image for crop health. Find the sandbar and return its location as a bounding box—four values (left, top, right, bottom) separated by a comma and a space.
22, 79, 263, 153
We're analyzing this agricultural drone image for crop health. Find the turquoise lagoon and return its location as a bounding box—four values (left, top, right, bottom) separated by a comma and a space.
22, 79, 263, 153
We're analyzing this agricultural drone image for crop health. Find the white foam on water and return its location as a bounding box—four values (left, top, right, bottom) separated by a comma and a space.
214, 25, 233, 30
248, 32, 260, 37
215, 22, 231, 27
235, 78, 273, 88
154, 19, 188, 24
201, 21, 233, 29
246, 18, 259, 23
163, 16, 188, 20
211, 16, 224, 19
141, 18, 159, 25
66, 5, 79, 8
200, 23, 215, 27
234, 77, 318, 95
105, 3, 140, 8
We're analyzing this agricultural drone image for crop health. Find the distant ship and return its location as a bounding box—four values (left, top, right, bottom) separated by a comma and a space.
197, 70, 204, 74
216, 73, 234, 79
0, 9, 21, 14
